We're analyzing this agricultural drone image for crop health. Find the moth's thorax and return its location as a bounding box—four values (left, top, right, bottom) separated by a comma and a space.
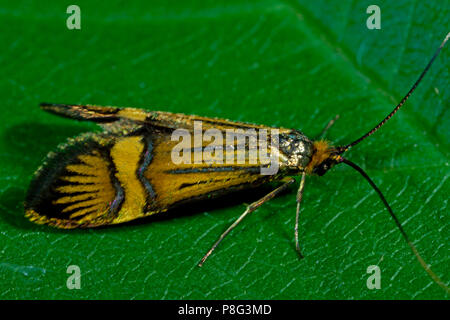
278, 131, 314, 169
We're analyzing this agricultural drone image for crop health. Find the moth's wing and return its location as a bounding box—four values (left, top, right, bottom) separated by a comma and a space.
40, 103, 146, 134
28, 103, 288, 228
25, 125, 279, 228
40, 103, 292, 133
26, 129, 182, 228
144, 128, 280, 210
40, 103, 122, 122
25, 132, 127, 228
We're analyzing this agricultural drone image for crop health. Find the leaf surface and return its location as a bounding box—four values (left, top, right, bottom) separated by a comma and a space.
0, 0, 448, 299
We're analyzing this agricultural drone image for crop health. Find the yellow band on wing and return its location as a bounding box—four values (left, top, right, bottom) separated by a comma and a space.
110, 136, 147, 223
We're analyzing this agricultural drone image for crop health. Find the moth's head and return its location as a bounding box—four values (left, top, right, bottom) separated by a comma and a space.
305, 140, 343, 176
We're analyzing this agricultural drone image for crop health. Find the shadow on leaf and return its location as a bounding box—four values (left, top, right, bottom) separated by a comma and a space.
0, 122, 92, 231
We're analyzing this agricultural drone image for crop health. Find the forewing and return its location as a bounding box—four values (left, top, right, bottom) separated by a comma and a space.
25, 132, 124, 228
25, 125, 279, 228
39, 103, 292, 133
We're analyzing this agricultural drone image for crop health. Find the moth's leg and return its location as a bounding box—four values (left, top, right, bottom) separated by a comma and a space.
317, 114, 340, 139
198, 177, 296, 267
295, 172, 307, 258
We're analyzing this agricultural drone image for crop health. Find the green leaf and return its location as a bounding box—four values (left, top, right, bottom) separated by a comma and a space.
0, 0, 448, 299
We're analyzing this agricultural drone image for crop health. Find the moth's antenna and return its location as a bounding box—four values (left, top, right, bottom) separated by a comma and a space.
339, 32, 449, 153
340, 157, 449, 293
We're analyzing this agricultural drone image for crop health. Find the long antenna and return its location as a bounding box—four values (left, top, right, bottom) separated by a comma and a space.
340, 157, 449, 293
340, 32, 449, 153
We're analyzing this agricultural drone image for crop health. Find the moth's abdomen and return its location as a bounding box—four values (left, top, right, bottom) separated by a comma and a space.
24, 133, 153, 228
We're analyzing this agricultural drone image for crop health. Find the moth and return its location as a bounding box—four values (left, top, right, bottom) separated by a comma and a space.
25, 34, 448, 291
